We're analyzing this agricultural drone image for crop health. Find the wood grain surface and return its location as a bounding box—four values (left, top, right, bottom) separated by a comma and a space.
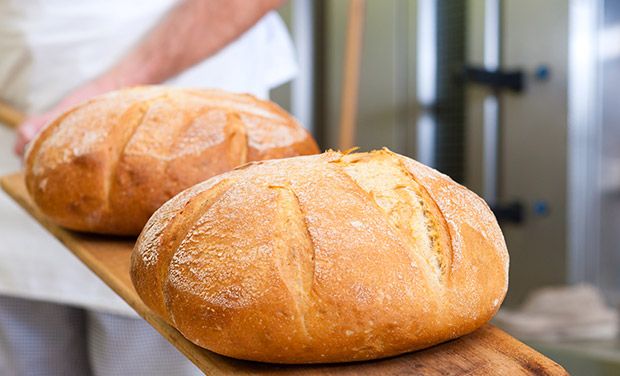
338, 0, 365, 150
0, 100, 24, 128
1, 172, 568, 375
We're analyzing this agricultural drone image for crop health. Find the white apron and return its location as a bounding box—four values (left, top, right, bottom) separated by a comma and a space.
0, 0, 297, 316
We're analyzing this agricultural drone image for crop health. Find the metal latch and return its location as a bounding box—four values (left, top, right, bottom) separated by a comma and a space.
491, 201, 525, 224
462, 66, 525, 92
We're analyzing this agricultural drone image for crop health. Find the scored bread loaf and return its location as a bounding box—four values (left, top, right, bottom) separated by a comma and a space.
130, 149, 509, 364
25, 86, 319, 235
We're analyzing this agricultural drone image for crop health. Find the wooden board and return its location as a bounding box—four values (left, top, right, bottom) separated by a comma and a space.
1, 172, 568, 375
0, 100, 23, 128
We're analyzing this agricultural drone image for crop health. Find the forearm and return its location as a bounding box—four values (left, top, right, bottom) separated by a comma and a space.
96, 0, 286, 88
15, 0, 286, 155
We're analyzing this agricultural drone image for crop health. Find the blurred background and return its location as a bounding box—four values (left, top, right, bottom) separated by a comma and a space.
0, 0, 619, 374
270, 0, 620, 373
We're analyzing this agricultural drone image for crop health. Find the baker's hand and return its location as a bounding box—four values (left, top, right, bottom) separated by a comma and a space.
14, 111, 59, 156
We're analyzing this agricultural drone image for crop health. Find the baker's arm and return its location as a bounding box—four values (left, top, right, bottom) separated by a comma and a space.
15, 0, 286, 155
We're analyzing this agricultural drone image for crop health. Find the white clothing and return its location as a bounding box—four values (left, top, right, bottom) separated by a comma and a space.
0, 295, 202, 376
0, 127, 134, 316
0, 0, 297, 111
0, 0, 297, 315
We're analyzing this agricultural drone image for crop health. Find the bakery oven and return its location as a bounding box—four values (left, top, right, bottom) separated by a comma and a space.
275, 0, 620, 309
464, 0, 620, 309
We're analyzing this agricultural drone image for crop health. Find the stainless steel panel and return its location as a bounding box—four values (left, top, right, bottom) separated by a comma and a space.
482, 0, 500, 205
415, 0, 438, 167
597, 0, 620, 306
465, 0, 486, 195
466, 0, 569, 305
567, 0, 602, 288
503, 0, 569, 305
291, 0, 316, 133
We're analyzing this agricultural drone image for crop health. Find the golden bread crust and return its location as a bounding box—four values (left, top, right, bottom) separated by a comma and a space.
25, 86, 319, 235
131, 149, 509, 363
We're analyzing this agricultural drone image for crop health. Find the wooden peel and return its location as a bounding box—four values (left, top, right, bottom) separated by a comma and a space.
0, 100, 24, 129
338, 0, 365, 150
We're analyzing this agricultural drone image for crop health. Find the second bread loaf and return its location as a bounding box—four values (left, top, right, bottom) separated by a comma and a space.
131, 149, 509, 363
25, 86, 319, 235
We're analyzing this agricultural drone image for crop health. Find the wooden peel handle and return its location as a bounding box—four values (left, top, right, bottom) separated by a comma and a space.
0, 100, 25, 129
338, 0, 365, 150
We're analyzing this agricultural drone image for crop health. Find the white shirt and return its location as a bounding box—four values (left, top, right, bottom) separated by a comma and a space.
0, 0, 297, 316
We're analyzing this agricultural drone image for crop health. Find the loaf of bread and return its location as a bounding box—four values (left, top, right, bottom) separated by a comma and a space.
25, 86, 319, 235
131, 149, 509, 363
